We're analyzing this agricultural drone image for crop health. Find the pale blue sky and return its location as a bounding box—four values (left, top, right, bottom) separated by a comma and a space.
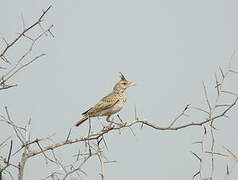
1, 0, 238, 179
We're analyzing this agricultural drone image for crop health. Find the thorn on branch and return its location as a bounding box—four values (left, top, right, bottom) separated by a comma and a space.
226, 164, 229, 175
0, 76, 17, 90
214, 73, 220, 96
221, 90, 238, 97
0, 55, 11, 65
229, 69, 238, 75
97, 137, 103, 146
191, 106, 209, 115
65, 128, 72, 142
128, 126, 136, 137
219, 67, 225, 80
223, 146, 238, 161
36, 141, 48, 164
202, 81, 212, 113
21, 13, 26, 30
2, 38, 9, 46
0, 136, 11, 149
191, 151, 202, 162
0, 140, 13, 175
192, 171, 200, 179
102, 135, 108, 151
184, 104, 190, 111
210, 124, 217, 130
7, 140, 13, 165
192, 141, 202, 144
203, 126, 207, 135
140, 122, 144, 129
134, 104, 139, 120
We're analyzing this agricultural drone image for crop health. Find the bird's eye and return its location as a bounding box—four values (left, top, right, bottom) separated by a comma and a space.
122, 82, 127, 85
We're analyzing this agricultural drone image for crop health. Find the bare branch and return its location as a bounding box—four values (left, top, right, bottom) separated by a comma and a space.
202, 81, 212, 114
0, 140, 13, 174
0, 5, 52, 58
168, 104, 190, 127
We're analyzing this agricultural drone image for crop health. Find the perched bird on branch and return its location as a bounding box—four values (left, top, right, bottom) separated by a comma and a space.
75, 73, 135, 127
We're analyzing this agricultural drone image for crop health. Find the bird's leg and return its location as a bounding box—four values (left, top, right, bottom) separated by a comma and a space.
107, 115, 117, 126
106, 115, 123, 127
102, 115, 113, 130
87, 117, 92, 136
117, 114, 123, 123
116, 114, 126, 126
106, 115, 114, 126
106, 115, 111, 122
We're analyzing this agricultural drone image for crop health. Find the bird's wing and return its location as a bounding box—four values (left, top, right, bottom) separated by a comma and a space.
82, 92, 119, 116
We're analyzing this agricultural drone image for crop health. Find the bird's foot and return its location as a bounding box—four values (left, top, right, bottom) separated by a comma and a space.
102, 125, 114, 131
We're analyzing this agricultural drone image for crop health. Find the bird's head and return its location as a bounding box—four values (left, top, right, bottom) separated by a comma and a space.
113, 72, 135, 93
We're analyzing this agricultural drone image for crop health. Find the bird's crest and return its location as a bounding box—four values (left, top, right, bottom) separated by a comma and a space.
119, 72, 127, 81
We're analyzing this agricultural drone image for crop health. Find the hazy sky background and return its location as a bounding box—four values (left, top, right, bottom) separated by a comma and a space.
1, 0, 238, 179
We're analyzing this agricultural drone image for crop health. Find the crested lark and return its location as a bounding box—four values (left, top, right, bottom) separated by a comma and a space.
75, 73, 135, 127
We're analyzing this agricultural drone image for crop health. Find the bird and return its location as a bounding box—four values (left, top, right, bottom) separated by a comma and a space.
75, 73, 135, 127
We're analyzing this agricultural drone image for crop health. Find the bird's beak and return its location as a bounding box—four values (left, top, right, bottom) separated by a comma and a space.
128, 81, 136, 87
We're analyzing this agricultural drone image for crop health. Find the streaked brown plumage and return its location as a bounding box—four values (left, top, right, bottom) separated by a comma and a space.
75, 73, 135, 127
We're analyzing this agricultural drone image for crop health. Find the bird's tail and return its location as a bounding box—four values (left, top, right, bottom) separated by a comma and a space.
75, 116, 89, 127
